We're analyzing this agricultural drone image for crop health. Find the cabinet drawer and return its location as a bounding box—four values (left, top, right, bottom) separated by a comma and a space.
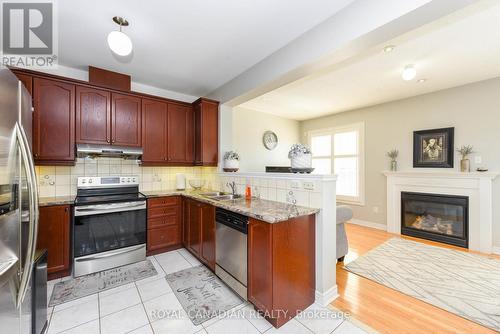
147, 226, 180, 251
148, 196, 179, 208
148, 206, 178, 219
148, 215, 179, 229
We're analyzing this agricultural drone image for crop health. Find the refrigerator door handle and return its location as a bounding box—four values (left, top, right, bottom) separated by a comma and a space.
15, 123, 39, 307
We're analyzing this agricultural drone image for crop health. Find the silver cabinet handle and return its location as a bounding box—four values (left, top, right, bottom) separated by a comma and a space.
74, 201, 146, 216
15, 122, 39, 307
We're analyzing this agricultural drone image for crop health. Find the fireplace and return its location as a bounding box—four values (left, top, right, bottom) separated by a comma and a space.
401, 192, 468, 248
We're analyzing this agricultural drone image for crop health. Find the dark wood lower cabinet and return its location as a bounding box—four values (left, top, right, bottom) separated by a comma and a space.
183, 198, 215, 271
37, 205, 71, 280
146, 196, 182, 255
200, 203, 216, 270
248, 215, 316, 328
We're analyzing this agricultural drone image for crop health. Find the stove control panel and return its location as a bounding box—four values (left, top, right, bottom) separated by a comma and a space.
77, 176, 139, 188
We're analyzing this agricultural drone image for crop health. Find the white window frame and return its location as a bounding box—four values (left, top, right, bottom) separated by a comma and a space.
307, 122, 365, 206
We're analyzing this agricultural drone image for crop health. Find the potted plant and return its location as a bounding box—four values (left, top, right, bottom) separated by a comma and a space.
387, 149, 399, 171
288, 144, 312, 169
457, 145, 474, 172
223, 151, 240, 172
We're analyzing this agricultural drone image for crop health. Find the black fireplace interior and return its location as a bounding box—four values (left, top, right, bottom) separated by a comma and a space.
401, 192, 468, 248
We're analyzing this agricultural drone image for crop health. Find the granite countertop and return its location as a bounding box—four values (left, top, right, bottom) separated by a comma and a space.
144, 189, 319, 223
39, 189, 319, 223
39, 195, 75, 207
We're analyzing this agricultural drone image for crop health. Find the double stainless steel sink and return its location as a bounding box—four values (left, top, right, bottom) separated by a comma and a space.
200, 192, 243, 201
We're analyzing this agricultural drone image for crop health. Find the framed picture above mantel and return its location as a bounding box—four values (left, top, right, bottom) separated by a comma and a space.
413, 127, 454, 168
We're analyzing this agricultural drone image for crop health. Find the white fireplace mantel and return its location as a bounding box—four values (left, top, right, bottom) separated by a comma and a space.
384, 171, 499, 254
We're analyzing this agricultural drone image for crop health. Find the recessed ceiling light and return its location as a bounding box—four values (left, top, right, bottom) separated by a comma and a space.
107, 16, 133, 56
417, 78, 427, 83
401, 64, 416, 81
383, 45, 395, 53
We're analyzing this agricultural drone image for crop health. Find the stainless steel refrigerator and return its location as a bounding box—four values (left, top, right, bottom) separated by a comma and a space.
0, 68, 40, 334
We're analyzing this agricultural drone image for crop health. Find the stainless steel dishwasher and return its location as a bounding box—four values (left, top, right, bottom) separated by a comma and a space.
215, 208, 248, 300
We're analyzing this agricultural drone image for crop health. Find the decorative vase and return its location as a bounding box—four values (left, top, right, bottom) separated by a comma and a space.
224, 159, 239, 172
460, 158, 470, 172
291, 153, 312, 169
390, 160, 398, 172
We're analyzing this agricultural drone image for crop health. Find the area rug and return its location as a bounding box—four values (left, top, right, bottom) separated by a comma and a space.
166, 265, 243, 325
344, 238, 500, 331
49, 259, 157, 306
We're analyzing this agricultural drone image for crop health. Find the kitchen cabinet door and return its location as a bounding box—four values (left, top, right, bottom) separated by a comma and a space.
187, 200, 202, 256
167, 103, 194, 163
248, 218, 273, 313
111, 93, 142, 147
193, 98, 219, 166
182, 199, 190, 247
14, 72, 33, 96
142, 98, 167, 163
75, 86, 111, 145
248, 215, 316, 328
200, 203, 216, 270
33, 78, 75, 165
37, 205, 71, 279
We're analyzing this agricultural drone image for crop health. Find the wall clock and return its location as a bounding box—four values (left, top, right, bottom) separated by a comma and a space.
263, 131, 278, 150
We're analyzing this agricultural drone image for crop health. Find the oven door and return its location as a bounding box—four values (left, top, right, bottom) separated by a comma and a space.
73, 201, 146, 276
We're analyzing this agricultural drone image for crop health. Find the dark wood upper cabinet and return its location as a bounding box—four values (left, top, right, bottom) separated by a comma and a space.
142, 100, 194, 166
111, 93, 142, 147
200, 203, 216, 270
15, 72, 33, 96
193, 98, 219, 166
33, 78, 75, 165
168, 103, 194, 163
142, 98, 167, 163
75, 86, 111, 145
11, 68, 218, 167
37, 205, 71, 279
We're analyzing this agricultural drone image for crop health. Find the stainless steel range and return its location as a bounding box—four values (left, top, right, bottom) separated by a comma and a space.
73, 176, 146, 277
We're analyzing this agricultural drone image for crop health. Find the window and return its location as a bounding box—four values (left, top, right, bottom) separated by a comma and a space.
309, 123, 365, 205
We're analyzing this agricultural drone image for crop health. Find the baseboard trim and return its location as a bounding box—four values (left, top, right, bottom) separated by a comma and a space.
492, 246, 500, 255
315, 285, 339, 307
349, 219, 387, 231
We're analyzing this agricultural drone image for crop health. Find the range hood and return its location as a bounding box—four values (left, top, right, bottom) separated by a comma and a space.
76, 144, 142, 160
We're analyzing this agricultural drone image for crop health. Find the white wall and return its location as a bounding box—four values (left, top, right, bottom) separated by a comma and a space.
230, 107, 300, 172
300, 77, 500, 248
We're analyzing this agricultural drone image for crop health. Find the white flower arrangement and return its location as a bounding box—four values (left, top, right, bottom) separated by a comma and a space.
288, 144, 311, 159
223, 151, 240, 161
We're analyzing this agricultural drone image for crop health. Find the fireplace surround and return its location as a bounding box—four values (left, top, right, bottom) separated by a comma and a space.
384, 171, 498, 253
401, 192, 468, 248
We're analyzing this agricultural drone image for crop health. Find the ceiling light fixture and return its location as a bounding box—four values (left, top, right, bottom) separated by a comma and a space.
383, 45, 395, 53
401, 64, 416, 81
417, 78, 427, 83
107, 16, 132, 56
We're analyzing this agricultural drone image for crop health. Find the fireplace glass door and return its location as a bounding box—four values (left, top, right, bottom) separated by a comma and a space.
401, 192, 468, 248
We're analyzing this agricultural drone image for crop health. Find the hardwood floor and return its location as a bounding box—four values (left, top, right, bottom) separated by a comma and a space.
331, 223, 499, 334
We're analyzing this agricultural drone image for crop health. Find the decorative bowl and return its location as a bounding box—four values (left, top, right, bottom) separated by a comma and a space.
188, 179, 206, 190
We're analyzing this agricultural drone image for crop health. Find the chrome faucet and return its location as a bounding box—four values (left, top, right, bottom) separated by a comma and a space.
226, 181, 237, 195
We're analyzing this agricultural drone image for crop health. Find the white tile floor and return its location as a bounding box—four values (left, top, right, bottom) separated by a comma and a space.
46, 248, 369, 334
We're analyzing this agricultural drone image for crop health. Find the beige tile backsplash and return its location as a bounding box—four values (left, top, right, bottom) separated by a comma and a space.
35, 157, 217, 198
213, 174, 324, 208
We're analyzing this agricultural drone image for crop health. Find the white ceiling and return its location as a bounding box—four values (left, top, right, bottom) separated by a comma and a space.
56, 0, 354, 96
239, 2, 500, 120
